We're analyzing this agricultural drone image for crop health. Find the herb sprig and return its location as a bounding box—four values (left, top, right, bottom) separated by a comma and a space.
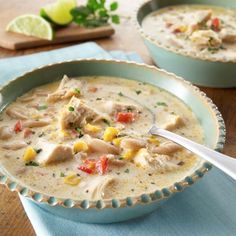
71, 0, 120, 28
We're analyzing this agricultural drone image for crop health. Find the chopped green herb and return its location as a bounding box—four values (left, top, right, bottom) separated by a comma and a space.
74, 88, 81, 94
207, 47, 220, 53
37, 105, 48, 110
118, 157, 124, 160
35, 148, 42, 154
38, 132, 45, 138
60, 172, 65, 177
70, 0, 120, 28
76, 127, 82, 133
68, 106, 75, 112
220, 45, 226, 50
25, 161, 39, 167
102, 119, 110, 126
124, 168, 130, 173
178, 161, 185, 166
126, 106, 133, 112
135, 90, 142, 95
156, 102, 168, 107
96, 97, 102, 100
118, 92, 123, 96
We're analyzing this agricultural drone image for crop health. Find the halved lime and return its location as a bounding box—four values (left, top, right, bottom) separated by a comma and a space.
6, 14, 53, 40
40, 0, 77, 26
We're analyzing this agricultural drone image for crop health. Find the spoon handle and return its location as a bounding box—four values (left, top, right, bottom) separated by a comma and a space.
149, 125, 236, 180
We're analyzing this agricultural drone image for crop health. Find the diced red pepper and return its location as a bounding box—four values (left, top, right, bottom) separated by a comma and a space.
173, 28, 181, 34
14, 120, 22, 133
78, 166, 94, 174
116, 112, 135, 123
96, 155, 108, 175
211, 18, 220, 31
84, 159, 96, 169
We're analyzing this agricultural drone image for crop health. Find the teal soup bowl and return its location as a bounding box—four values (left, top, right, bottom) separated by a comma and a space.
136, 0, 236, 88
0, 59, 225, 223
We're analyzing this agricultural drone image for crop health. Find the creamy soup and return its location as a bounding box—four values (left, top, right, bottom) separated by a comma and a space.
142, 5, 236, 60
0, 76, 203, 200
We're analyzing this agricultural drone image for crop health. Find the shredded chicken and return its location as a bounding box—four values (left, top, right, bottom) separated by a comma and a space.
2, 141, 27, 150
151, 141, 182, 155
35, 140, 73, 165
60, 96, 108, 130
0, 126, 13, 140
106, 154, 126, 167
134, 148, 179, 171
6, 106, 28, 120
23, 119, 51, 128
120, 137, 146, 151
220, 28, 236, 43
86, 137, 119, 155
157, 113, 185, 131
102, 101, 141, 115
190, 30, 222, 47
47, 75, 83, 103
84, 175, 117, 199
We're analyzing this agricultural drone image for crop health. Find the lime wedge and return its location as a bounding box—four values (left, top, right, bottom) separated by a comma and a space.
40, 0, 77, 26
6, 14, 53, 40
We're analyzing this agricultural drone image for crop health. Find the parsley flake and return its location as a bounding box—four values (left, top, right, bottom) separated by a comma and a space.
68, 106, 75, 112
25, 161, 39, 167
156, 102, 168, 107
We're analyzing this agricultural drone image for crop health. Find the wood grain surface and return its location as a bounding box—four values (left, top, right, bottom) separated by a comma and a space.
0, 0, 114, 50
0, 0, 236, 235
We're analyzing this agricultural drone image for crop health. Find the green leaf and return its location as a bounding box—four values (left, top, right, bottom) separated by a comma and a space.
70, 6, 92, 17
99, 9, 109, 17
111, 14, 120, 24
156, 102, 168, 107
110, 2, 118, 11
37, 104, 48, 110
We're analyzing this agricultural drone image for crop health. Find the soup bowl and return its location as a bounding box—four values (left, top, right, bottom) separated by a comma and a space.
0, 59, 225, 223
135, 0, 236, 88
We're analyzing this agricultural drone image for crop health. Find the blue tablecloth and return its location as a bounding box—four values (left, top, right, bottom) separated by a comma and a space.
1, 42, 235, 236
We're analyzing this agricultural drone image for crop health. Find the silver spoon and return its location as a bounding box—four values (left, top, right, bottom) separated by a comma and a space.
149, 125, 236, 180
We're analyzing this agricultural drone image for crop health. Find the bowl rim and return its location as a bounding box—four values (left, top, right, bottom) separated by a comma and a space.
134, 0, 236, 64
0, 58, 225, 210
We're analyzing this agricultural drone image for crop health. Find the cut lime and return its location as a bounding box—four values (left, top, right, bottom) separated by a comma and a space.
6, 14, 53, 40
40, 0, 77, 26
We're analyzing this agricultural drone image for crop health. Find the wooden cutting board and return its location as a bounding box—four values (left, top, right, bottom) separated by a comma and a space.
0, 0, 115, 50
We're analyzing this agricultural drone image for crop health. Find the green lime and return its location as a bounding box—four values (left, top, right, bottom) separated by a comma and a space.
40, 0, 77, 26
6, 14, 53, 40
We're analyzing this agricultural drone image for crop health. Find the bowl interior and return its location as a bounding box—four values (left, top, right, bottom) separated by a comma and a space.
0, 60, 222, 151
137, 0, 236, 25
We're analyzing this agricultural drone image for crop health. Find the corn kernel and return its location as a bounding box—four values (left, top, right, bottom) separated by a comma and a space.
73, 141, 88, 153
64, 174, 80, 186
179, 25, 188, 32
103, 127, 119, 142
23, 146, 37, 162
112, 137, 122, 147
60, 130, 69, 137
148, 136, 160, 145
31, 114, 42, 119
84, 123, 101, 133
122, 149, 137, 160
